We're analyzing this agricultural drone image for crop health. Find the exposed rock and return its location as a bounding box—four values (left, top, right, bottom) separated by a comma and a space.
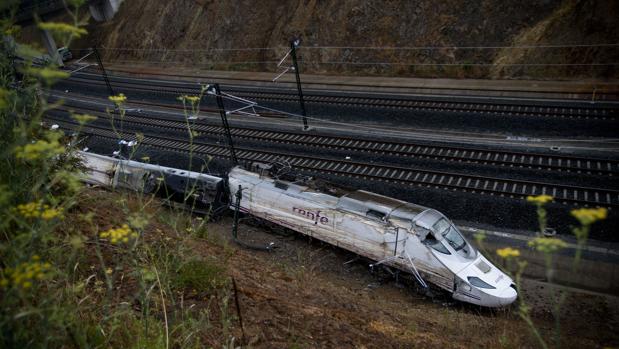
79, 0, 619, 79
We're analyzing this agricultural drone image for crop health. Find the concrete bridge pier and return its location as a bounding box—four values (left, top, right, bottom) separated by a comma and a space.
40, 29, 63, 66
89, 0, 123, 22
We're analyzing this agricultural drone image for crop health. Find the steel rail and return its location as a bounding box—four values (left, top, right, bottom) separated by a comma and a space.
62, 74, 617, 120
45, 115, 619, 208
52, 103, 619, 176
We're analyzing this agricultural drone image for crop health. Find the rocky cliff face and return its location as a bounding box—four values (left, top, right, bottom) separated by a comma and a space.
82, 0, 618, 79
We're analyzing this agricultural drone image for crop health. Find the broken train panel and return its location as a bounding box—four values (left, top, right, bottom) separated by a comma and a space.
79, 151, 227, 213
228, 167, 453, 288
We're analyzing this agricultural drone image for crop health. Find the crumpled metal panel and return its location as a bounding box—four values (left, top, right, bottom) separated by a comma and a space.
230, 166, 455, 292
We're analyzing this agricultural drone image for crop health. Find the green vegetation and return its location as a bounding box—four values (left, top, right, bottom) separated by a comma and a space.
0, 4, 243, 347
478, 195, 607, 349
174, 258, 229, 292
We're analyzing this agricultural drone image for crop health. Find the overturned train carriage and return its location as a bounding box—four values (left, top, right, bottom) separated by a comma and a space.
79, 152, 227, 214
79, 151, 516, 307
229, 166, 517, 307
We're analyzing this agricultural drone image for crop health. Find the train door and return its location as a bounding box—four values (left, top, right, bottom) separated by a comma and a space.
384, 227, 407, 257
334, 211, 390, 260
406, 212, 455, 291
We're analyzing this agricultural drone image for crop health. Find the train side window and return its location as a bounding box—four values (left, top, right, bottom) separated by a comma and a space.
425, 235, 451, 254
416, 224, 451, 254
274, 181, 289, 190
366, 209, 386, 221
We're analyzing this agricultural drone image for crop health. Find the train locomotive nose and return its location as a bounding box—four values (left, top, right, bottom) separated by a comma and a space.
499, 286, 518, 306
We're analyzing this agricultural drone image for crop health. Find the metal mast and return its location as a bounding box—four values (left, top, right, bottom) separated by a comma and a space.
290, 38, 309, 130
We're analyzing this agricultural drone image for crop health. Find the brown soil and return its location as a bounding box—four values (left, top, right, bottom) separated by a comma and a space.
209, 218, 619, 348
74, 189, 619, 348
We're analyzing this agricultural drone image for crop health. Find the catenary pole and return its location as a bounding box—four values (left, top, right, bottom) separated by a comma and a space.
92, 47, 115, 97
290, 39, 309, 130
213, 83, 238, 165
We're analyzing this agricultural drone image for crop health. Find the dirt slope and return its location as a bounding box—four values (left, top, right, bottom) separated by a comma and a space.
70, 189, 619, 348
81, 0, 619, 79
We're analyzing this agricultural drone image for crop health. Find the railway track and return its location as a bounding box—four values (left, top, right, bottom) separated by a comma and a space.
62, 72, 618, 120
52, 102, 619, 176
44, 114, 619, 208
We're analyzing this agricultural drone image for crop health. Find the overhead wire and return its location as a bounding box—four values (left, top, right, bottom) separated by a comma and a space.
85, 43, 619, 67
49, 91, 619, 152
213, 92, 619, 145
99, 59, 619, 67
96, 43, 619, 51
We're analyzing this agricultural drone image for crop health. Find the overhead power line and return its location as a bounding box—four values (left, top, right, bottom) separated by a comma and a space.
304, 43, 619, 50
104, 59, 619, 67
307, 62, 619, 66
95, 43, 619, 52
97, 47, 279, 52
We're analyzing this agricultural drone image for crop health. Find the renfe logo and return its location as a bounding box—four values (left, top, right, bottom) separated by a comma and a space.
292, 207, 329, 225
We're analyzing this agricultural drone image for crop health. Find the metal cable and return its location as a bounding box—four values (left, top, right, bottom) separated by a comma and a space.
95, 43, 619, 51
98, 59, 619, 67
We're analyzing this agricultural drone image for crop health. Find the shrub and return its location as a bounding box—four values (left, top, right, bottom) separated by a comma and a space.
174, 258, 228, 293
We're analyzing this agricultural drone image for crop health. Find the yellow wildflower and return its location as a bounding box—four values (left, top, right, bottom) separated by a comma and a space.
38, 22, 87, 38
177, 95, 201, 105
571, 207, 607, 226
108, 93, 127, 105
1, 258, 52, 290
14, 138, 65, 161
72, 113, 98, 125
16, 201, 43, 218
27, 67, 70, 82
526, 195, 553, 205
3, 25, 19, 36
41, 207, 62, 220
15, 201, 62, 220
528, 237, 567, 254
99, 224, 138, 244
496, 247, 521, 259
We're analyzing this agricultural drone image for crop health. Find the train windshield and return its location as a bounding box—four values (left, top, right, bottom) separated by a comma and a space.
432, 218, 476, 259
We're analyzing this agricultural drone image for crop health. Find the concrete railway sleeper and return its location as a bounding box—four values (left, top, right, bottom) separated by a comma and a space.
61, 74, 617, 120
50, 103, 619, 176
45, 116, 619, 208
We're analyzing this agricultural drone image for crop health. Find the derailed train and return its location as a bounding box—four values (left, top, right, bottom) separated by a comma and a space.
81, 151, 517, 307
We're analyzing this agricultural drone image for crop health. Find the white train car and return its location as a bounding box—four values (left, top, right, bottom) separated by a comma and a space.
79, 151, 226, 212
229, 165, 518, 307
